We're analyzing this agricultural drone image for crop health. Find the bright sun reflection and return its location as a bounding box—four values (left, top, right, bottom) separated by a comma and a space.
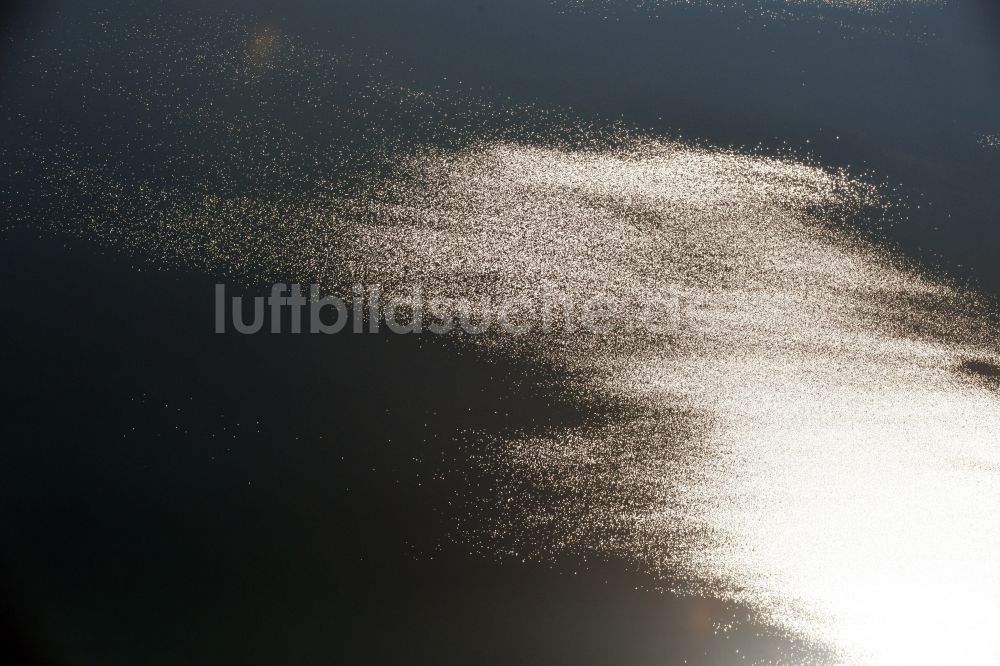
394, 145, 1000, 664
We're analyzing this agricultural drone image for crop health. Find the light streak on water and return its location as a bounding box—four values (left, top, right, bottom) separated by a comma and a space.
366, 143, 1000, 665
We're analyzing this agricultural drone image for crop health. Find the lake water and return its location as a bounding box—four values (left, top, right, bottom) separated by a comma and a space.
2, 1, 1000, 664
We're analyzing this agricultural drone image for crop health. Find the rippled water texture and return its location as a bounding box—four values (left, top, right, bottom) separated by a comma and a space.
553, 0, 937, 15
5, 11, 1000, 664
387, 143, 1000, 666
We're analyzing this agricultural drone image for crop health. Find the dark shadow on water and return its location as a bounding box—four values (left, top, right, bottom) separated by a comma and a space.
960, 358, 1000, 387
0, 229, 827, 664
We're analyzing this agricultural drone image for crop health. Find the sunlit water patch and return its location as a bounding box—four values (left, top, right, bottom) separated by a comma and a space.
370, 143, 1000, 665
